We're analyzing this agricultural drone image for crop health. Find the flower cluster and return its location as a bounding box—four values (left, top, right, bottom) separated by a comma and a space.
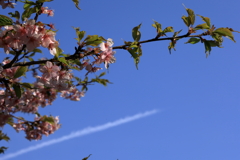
94, 38, 116, 69
12, 115, 60, 140
0, 0, 15, 9
0, 19, 58, 55
40, 7, 54, 17
0, 61, 84, 114
0, 0, 117, 143
0, 60, 85, 140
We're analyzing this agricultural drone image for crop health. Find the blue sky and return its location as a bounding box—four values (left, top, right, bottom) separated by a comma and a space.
1, 0, 240, 160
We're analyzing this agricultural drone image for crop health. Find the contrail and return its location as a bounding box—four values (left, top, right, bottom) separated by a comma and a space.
0, 109, 159, 160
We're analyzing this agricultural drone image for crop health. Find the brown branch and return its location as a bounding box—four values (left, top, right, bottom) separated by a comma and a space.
34, 3, 44, 22
113, 32, 205, 50
2, 32, 206, 69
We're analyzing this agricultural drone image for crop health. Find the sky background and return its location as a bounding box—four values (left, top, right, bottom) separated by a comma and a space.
1, 0, 240, 160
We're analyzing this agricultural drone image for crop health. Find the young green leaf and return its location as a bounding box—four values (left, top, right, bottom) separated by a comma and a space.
20, 82, 33, 89
197, 15, 211, 27
55, 46, 63, 57
82, 154, 92, 160
8, 11, 20, 20
0, 131, 10, 142
73, 27, 86, 42
213, 28, 236, 42
186, 8, 195, 25
14, 66, 28, 79
173, 30, 182, 37
0, 15, 13, 26
85, 35, 103, 46
12, 84, 22, 98
58, 57, 68, 65
21, 7, 37, 21
132, 23, 142, 42
72, 0, 81, 10
168, 41, 176, 54
42, 116, 55, 124
212, 33, 223, 43
162, 26, 174, 34
128, 47, 140, 69
185, 38, 201, 44
181, 15, 190, 27
194, 23, 210, 30
32, 48, 42, 53
152, 20, 162, 36
204, 40, 211, 57
207, 40, 222, 48
99, 72, 106, 77
0, 146, 8, 154
23, 2, 33, 10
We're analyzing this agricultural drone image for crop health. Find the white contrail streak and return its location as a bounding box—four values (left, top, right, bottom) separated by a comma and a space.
0, 109, 158, 160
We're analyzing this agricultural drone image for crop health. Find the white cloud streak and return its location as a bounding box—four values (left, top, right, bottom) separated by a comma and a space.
0, 109, 158, 160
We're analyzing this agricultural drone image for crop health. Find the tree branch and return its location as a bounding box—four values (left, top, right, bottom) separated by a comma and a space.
2, 32, 207, 69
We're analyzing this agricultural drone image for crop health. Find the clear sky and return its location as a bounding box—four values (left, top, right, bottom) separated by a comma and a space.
1, 0, 240, 160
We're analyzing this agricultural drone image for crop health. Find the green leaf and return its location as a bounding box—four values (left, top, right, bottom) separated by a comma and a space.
99, 72, 106, 77
8, 11, 20, 20
12, 84, 22, 98
173, 29, 182, 37
152, 20, 162, 34
58, 57, 69, 66
72, 0, 81, 10
82, 154, 92, 160
21, 7, 36, 21
23, 3, 33, 10
185, 38, 201, 44
14, 66, 28, 79
197, 15, 211, 27
27, 57, 34, 61
212, 33, 223, 43
73, 27, 86, 42
181, 15, 190, 27
204, 40, 211, 57
132, 23, 142, 42
86, 40, 102, 46
42, 116, 54, 124
95, 79, 110, 86
20, 82, 33, 89
85, 35, 103, 46
32, 48, 42, 53
78, 31, 86, 42
72, 59, 82, 67
194, 23, 210, 30
55, 46, 63, 57
0, 15, 13, 26
186, 8, 195, 25
6, 116, 14, 126
168, 41, 176, 54
207, 40, 222, 48
162, 26, 174, 34
137, 47, 142, 57
128, 47, 140, 69
0, 147, 8, 154
213, 28, 236, 42
0, 131, 10, 142
182, 5, 195, 26
226, 28, 240, 33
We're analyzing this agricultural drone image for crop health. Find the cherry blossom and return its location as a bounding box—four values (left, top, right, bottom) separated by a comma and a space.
0, 3, 115, 145
95, 38, 116, 68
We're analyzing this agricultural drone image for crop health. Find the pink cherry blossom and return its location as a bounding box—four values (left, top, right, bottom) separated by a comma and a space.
95, 38, 116, 68
39, 61, 60, 80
